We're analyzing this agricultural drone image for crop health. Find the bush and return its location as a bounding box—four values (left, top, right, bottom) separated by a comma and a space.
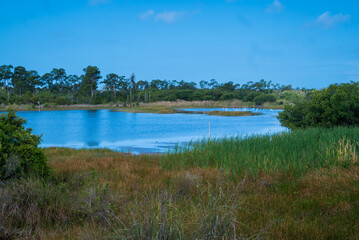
243, 92, 261, 102
253, 94, 276, 105
54, 96, 70, 105
0, 109, 51, 180
278, 82, 359, 129
163, 93, 177, 101
219, 93, 235, 100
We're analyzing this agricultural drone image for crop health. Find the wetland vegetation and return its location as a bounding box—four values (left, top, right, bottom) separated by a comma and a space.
1, 82, 359, 239
117, 105, 261, 116
1, 128, 358, 239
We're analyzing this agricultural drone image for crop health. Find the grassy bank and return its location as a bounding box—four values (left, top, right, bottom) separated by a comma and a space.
0, 103, 121, 111
0, 100, 285, 112
1, 128, 359, 239
117, 106, 261, 116
139, 100, 286, 109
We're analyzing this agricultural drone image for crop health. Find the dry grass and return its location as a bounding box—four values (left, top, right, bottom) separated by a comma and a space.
141, 99, 284, 109
1, 139, 358, 239
0, 103, 120, 111
206, 110, 261, 116
38, 147, 359, 239
115, 106, 178, 114
0, 100, 285, 112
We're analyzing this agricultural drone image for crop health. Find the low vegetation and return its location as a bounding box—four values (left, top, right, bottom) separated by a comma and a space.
205, 110, 261, 116
278, 82, 359, 129
1, 82, 359, 238
1, 127, 359, 239
117, 105, 261, 116
0, 109, 51, 180
163, 127, 359, 175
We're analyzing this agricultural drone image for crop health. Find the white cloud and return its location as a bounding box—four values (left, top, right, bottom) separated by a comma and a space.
140, 10, 186, 23
139, 10, 155, 20
88, 0, 111, 6
155, 11, 186, 23
265, 0, 285, 13
315, 12, 350, 28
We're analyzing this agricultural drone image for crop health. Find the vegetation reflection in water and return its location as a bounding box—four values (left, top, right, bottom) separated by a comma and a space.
16, 108, 286, 154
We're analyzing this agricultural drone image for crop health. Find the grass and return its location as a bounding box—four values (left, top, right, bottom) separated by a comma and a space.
206, 110, 261, 116
0, 103, 121, 112
117, 106, 179, 114
117, 106, 262, 116
1, 128, 359, 239
163, 127, 359, 175
0, 99, 285, 112
142, 100, 286, 109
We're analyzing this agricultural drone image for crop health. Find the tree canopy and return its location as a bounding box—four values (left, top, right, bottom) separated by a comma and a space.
0, 64, 308, 106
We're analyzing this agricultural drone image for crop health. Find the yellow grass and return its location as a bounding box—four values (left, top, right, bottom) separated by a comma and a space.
36, 147, 359, 239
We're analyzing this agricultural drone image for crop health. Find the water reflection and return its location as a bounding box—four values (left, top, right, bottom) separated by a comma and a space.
17, 108, 286, 154
84, 110, 100, 147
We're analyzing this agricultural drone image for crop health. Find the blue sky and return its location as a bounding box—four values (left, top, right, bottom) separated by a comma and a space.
1, 0, 358, 88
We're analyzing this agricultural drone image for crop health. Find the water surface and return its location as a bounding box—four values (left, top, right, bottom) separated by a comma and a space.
15, 108, 286, 154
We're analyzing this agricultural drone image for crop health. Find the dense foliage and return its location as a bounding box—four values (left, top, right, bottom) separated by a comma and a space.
0, 109, 51, 180
278, 82, 359, 129
0, 64, 307, 106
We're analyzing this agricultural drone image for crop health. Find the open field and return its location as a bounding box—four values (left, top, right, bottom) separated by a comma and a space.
1, 127, 358, 239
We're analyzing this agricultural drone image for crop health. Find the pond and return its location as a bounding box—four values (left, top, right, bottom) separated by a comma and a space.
15, 108, 286, 154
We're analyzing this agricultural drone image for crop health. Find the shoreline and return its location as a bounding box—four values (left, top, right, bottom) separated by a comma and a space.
0, 100, 285, 112
115, 107, 263, 116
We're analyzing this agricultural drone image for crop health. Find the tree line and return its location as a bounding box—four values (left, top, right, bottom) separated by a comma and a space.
0, 64, 308, 106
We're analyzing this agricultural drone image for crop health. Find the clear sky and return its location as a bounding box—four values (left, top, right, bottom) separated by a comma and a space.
1, 0, 358, 88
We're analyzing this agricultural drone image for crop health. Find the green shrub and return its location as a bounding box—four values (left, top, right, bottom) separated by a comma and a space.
243, 92, 261, 102
278, 82, 359, 129
54, 96, 70, 105
163, 93, 177, 101
253, 94, 276, 105
0, 109, 51, 180
219, 92, 235, 100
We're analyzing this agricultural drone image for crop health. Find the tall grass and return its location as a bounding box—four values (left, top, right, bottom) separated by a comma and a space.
162, 127, 359, 175
2, 135, 359, 239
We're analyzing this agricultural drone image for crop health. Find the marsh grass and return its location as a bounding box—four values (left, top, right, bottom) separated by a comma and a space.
117, 106, 261, 116
163, 127, 359, 175
144, 100, 286, 109
1, 128, 359, 239
206, 110, 261, 116
0, 103, 121, 111
117, 106, 178, 114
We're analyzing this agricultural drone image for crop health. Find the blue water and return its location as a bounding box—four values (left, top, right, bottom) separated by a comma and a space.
14, 108, 286, 154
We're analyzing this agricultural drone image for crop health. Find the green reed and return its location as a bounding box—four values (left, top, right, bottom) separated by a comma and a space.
162, 127, 359, 175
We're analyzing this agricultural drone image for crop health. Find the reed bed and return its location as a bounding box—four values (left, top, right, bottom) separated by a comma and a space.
163, 127, 359, 175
